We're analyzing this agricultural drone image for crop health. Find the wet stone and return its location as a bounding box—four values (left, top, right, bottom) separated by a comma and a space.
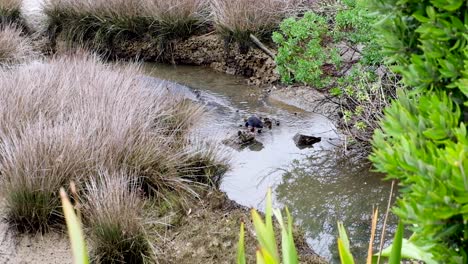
293, 133, 321, 149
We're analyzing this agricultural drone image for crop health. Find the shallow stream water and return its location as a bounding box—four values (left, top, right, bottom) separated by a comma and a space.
143, 64, 397, 262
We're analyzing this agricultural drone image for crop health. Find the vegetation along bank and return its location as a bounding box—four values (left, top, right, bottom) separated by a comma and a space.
1, 0, 467, 263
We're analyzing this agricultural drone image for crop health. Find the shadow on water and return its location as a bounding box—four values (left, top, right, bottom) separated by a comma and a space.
143, 63, 397, 263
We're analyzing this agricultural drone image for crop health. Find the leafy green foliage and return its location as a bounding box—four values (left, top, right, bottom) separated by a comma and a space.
378, 236, 437, 264
371, 91, 468, 262
368, 0, 468, 101
272, 12, 330, 87
368, 0, 468, 261
273, 1, 383, 88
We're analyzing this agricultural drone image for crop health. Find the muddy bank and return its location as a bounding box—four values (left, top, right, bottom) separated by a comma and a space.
158, 192, 327, 264
83, 34, 279, 86
268, 85, 339, 120
0, 192, 327, 264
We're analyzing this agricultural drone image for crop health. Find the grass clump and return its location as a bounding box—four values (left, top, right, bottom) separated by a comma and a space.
0, 0, 21, 23
0, 52, 227, 234
84, 171, 152, 263
0, 122, 90, 232
0, 23, 37, 65
211, 0, 302, 48
44, 0, 209, 53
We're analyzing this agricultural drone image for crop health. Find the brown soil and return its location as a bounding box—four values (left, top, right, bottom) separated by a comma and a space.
103, 34, 279, 86
157, 191, 327, 264
268, 85, 339, 121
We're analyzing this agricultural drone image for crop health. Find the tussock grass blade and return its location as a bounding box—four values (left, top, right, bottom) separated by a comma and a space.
337, 222, 351, 252
367, 208, 379, 264
338, 238, 355, 264
337, 222, 354, 264
273, 208, 298, 264
388, 221, 403, 264
60, 188, 89, 264
260, 248, 277, 264
251, 209, 279, 263
265, 189, 279, 261
251, 189, 279, 263
256, 250, 266, 264
237, 222, 246, 264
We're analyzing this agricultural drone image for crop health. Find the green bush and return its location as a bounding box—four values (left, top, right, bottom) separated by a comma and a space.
272, 1, 382, 88
273, 12, 331, 87
273, 1, 392, 146
369, 0, 468, 262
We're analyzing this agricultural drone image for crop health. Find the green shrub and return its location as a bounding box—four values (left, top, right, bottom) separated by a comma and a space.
273, 1, 391, 147
369, 0, 468, 262
273, 12, 331, 87
273, 1, 382, 88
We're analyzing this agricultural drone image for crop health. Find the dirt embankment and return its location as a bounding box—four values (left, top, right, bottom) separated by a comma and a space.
0, 192, 327, 264
107, 34, 279, 86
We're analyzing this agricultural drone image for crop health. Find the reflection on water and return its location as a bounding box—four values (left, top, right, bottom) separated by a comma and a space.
143, 63, 396, 263
275, 152, 397, 261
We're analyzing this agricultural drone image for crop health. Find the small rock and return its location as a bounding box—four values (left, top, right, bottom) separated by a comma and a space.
263, 117, 273, 129
237, 130, 255, 144
293, 133, 321, 149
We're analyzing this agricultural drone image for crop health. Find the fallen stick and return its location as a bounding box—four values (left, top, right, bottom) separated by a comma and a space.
249, 34, 276, 59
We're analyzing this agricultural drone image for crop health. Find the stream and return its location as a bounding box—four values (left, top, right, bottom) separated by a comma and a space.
143, 64, 397, 262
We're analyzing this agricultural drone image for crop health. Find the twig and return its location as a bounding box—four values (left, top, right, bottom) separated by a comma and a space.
377, 180, 396, 264
250, 34, 276, 59
367, 207, 379, 264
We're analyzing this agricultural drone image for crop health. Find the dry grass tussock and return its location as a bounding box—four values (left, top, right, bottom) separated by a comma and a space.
211, 0, 305, 43
0, 0, 20, 12
0, 0, 22, 23
0, 52, 227, 232
0, 24, 37, 65
44, 0, 208, 48
84, 171, 153, 263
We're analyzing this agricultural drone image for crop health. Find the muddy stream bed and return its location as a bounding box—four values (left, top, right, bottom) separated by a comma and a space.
143, 64, 397, 262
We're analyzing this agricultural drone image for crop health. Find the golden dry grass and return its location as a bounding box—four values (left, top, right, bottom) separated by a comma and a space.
0, 0, 21, 12
44, 0, 209, 49
0, 24, 37, 65
84, 171, 153, 263
211, 0, 304, 42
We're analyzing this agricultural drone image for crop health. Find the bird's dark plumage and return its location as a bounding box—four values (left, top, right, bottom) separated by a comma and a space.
245, 116, 264, 129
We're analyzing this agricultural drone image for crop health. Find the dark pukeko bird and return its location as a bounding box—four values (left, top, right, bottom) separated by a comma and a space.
245, 116, 268, 133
